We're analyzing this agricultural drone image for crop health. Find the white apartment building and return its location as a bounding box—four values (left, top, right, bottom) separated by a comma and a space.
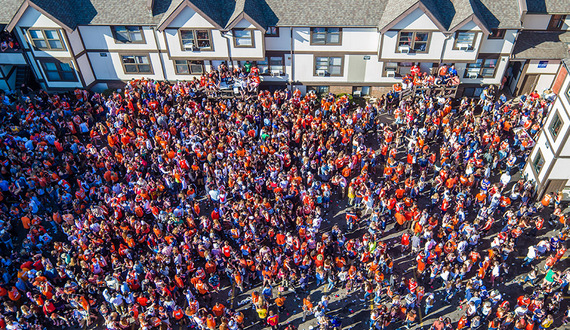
0, 0, 565, 97
523, 59, 570, 198
508, 0, 570, 96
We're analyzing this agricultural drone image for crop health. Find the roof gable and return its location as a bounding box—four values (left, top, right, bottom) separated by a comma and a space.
448, 14, 490, 34
7, 0, 76, 32
157, 0, 224, 31
224, 0, 270, 31
447, 0, 490, 34
163, 5, 216, 29
379, 1, 447, 32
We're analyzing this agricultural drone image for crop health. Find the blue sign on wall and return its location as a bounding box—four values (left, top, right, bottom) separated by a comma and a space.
538, 61, 548, 68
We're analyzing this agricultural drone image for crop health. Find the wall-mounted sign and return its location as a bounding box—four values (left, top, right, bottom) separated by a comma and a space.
363, 56, 371, 60
538, 61, 548, 68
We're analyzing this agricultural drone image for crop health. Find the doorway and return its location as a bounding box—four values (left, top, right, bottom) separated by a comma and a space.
519, 74, 539, 95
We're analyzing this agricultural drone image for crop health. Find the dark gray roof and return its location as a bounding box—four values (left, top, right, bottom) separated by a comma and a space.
75, 0, 158, 26
1, 0, 522, 31
474, 0, 522, 29
526, 0, 570, 14
32, 0, 78, 28
448, 0, 489, 31
377, 0, 420, 31
512, 31, 570, 59
263, 0, 386, 27
157, 0, 229, 29
377, 0, 514, 32
425, 0, 455, 30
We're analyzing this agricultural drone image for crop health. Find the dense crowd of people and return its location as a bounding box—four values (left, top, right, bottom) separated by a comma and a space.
0, 61, 567, 330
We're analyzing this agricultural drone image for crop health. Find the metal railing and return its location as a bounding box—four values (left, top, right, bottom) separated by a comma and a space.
401, 85, 458, 101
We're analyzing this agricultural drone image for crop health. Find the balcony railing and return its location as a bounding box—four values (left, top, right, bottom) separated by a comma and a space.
401, 85, 458, 100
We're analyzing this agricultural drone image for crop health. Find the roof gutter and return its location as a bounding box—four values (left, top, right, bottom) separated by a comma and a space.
221, 31, 233, 69
517, 0, 527, 28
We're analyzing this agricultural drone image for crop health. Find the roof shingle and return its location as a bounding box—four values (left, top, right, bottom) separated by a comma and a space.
526, 0, 570, 14
0, 0, 525, 32
512, 31, 570, 59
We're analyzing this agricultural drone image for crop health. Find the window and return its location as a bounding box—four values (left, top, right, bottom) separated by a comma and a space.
384, 62, 398, 77
549, 112, 563, 140
310, 28, 342, 45
112, 26, 144, 44
383, 62, 414, 77
464, 57, 498, 78
532, 151, 544, 174
179, 30, 212, 50
397, 32, 430, 53
463, 87, 485, 98
453, 32, 476, 50
548, 15, 566, 30
353, 86, 371, 96
266, 26, 279, 37
314, 56, 343, 76
488, 29, 505, 39
269, 56, 284, 74
121, 55, 152, 74
40, 60, 76, 81
28, 29, 64, 50
233, 29, 254, 47
242, 56, 284, 75
174, 60, 204, 75
307, 86, 329, 96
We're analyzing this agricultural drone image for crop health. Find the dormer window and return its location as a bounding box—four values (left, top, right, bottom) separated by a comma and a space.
397, 32, 429, 53
453, 32, 476, 50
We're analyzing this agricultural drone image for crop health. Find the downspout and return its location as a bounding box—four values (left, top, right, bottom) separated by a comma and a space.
440, 34, 451, 66
221, 31, 233, 69
289, 27, 294, 91
152, 27, 167, 81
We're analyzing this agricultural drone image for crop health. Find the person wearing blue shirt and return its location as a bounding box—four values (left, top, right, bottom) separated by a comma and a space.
448, 65, 457, 76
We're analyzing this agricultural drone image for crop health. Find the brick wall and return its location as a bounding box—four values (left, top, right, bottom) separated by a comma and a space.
329, 85, 353, 95
370, 86, 392, 98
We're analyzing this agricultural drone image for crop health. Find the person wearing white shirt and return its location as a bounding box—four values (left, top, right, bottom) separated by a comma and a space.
500, 171, 511, 188
110, 293, 125, 314
522, 245, 536, 267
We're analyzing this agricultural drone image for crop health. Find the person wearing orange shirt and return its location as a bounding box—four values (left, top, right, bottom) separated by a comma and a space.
212, 302, 225, 318
302, 296, 313, 322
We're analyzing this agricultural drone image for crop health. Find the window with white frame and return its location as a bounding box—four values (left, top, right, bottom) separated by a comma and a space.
40, 59, 76, 81
174, 60, 204, 75
314, 56, 342, 76
397, 32, 430, 53
310, 28, 341, 45
121, 55, 152, 74
28, 29, 64, 50
180, 30, 212, 50
112, 26, 144, 43
233, 29, 254, 47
